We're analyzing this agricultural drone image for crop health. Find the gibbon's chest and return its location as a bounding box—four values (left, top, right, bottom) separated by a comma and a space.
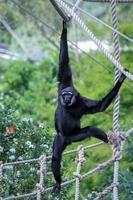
59, 108, 80, 135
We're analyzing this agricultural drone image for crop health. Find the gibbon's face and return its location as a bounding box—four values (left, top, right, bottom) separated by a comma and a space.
60, 87, 79, 107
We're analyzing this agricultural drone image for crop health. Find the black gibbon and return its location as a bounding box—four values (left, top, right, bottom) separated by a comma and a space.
52, 21, 126, 191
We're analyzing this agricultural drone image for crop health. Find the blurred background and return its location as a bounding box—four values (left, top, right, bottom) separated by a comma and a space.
0, 0, 133, 199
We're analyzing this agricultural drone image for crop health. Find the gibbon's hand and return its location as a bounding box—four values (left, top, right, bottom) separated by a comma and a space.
119, 68, 129, 83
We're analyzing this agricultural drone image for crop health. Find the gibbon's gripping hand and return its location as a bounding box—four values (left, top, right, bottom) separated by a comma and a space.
119, 69, 129, 83
63, 20, 71, 31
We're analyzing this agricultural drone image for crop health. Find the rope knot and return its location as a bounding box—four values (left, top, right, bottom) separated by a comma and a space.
108, 131, 123, 161
112, 182, 119, 188
73, 172, 82, 181
36, 183, 44, 193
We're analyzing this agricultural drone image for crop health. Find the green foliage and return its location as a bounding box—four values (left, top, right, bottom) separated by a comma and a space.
119, 24, 133, 46
0, 0, 133, 198
0, 93, 53, 197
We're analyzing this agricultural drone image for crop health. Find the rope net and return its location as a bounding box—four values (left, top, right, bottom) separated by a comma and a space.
1, 0, 133, 199
1, 129, 133, 200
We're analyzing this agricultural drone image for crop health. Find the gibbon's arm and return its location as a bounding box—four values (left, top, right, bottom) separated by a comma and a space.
58, 21, 73, 90
82, 74, 126, 114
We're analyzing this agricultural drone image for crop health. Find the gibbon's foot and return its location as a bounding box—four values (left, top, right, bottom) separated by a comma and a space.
52, 182, 61, 192
103, 135, 109, 143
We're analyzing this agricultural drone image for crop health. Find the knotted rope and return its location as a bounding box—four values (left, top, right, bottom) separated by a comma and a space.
110, 0, 121, 198
74, 145, 85, 200
36, 155, 46, 200
95, 182, 119, 200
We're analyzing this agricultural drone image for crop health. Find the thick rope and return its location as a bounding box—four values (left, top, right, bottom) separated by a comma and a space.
74, 146, 85, 200
83, 0, 133, 2
110, 0, 121, 199
36, 155, 46, 200
95, 182, 119, 200
55, 0, 133, 81
3, 192, 37, 200
3, 158, 39, 167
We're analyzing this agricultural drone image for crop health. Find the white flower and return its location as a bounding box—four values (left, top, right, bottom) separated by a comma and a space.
25, 141, 34, 148
16, 171, 21, 177
9, 148, 16, 153
43, 144, 48, 149
9, 155, 15, 160
22, 118, 33, 123
0, 146, 3, 152
39, 123, 44, 129
30, 167, 35, 172
0, 103, 4, 109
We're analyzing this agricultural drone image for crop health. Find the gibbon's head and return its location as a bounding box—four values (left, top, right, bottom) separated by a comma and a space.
60, 86, 79, 107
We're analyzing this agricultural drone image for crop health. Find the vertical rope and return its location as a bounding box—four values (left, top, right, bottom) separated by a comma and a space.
74, 145, 85, 200
36, 155, 46, 200
110, 0, 121, 199
0, 162, 3, 189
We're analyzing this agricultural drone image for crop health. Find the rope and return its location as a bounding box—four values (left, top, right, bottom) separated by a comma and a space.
82, 159, 114, 179
3, 192, 37, 200
36, 155, 46, 200
1, 129, 132, 200
83, 0, 133, 2
110, 0, 121, 199
95, 182, 119, 200
47, 141, 104, 160
3, 158, 40, 168
74, 146, 85, 200
54, 0, 133, 81
125, 127, 133, 137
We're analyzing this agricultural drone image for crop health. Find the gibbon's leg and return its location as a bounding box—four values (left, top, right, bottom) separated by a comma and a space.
68, 126, 108, 143
51, 133, 68, 191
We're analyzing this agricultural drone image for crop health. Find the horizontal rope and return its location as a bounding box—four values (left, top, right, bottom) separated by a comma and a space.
3, 158, 40, 168
3, 191, 37, 200
95, 182, 119, 200
82, 159, 114, 179
125, 127, 133, 137
47, 142, 104, 160
83, 0, 133, 3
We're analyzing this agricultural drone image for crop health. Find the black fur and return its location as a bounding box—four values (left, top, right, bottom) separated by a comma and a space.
51, 21, 126, 191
